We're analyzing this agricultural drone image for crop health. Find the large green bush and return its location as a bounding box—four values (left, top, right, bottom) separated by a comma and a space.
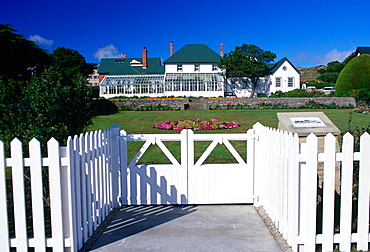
336, 54, 370, 96
0, 68, 93, 149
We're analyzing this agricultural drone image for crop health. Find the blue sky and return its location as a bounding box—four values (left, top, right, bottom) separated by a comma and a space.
2, 0, 370, 67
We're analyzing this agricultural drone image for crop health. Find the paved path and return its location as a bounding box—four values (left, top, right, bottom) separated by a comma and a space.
89, 205, 281, 252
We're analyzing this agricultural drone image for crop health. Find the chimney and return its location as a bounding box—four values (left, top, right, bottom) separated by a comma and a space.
220, 43, 224, 57
142, 47, 147, 69
170, 40, 174, 56
121, 54, 127, 58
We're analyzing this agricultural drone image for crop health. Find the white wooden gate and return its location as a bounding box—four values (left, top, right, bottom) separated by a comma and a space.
119, 129, 255, 205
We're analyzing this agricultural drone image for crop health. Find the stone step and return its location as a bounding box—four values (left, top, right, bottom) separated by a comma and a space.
182, 98, 208, 110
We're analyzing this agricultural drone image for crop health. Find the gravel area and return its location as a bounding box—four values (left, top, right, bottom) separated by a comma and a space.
255, 205, 293, 252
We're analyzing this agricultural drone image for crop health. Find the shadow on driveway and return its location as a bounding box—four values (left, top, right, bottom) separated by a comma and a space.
90, 205, 197, 250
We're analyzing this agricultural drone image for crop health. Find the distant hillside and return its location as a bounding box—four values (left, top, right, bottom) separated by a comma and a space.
298, 66, 325, 83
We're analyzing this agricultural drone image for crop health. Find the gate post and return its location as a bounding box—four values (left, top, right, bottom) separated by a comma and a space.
252, 122, 264, 206
120, 129, 128, 205
181, 129, 189, 204
246, 128, 256, 205
109, 124, 121, 208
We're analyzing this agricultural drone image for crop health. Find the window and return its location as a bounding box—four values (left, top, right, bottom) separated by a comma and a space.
183, 81, 189, 91
194, 64, 200, 72
275, 77, 282, 87
177, 64, 183, 71
288, 77, 294, 87
212, 64, 218, 71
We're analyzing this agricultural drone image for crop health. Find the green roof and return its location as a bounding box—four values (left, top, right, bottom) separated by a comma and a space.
98, 58, 164, 75
164, 44, 221, 64
267, 57, 300, 74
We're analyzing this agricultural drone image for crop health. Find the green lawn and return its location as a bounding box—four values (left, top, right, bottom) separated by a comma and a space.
88, 109, 369, 134
87, 109, 370, 165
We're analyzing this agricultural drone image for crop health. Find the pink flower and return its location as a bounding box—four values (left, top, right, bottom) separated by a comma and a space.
174, 127, 185, 131
201, 125, 213, 130
154, 119, 240, 131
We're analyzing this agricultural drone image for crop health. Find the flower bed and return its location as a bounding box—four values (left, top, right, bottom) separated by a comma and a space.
154, 119, 240, 131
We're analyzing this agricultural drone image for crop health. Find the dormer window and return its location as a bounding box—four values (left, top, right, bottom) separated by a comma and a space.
194, 64, 200, 72
130, 59, 142, 66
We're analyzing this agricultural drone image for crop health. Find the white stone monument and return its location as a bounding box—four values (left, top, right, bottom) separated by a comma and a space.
277, 112, 341, 191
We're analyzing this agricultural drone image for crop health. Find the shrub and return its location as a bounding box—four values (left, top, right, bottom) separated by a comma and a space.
257, 93, 267, 97
92, 99, 118, 115
317, 72, 339, 84
336, 54, 370, 96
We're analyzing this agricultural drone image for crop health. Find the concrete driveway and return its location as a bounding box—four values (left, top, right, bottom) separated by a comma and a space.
88, 205, 281, 251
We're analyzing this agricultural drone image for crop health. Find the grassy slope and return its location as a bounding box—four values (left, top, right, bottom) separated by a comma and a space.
298, 66, 322, 84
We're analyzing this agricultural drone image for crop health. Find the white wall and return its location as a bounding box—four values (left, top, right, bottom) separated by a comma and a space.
165, 63, 222, 74
226, 60, 300, 97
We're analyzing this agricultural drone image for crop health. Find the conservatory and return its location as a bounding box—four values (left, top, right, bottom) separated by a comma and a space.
164, 73, 224, 97
99, 72, 224, 98
99, 75, 166, 98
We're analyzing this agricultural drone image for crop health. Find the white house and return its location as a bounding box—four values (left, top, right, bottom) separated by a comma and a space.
163, 44, 225, 97
98, 43, 300, 98
226, 57, 300, 97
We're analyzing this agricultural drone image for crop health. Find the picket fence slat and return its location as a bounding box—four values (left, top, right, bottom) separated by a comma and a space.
322, 133, 336, 251
358, 133, 370, 250
29, 139, 47, 252
0, 141, 10, 252
48, 138, 65, 252
11, 138, 28, 251
339, 133, 354, 251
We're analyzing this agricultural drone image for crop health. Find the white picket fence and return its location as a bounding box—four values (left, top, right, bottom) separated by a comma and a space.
252, 122, 370, 252
1, 123, 369, 251
0, 126, 120, 252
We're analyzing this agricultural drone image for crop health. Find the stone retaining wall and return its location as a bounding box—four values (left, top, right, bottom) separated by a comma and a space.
110, 97, 356, 109
111, 98, 185, 108
206, 97, 356, 107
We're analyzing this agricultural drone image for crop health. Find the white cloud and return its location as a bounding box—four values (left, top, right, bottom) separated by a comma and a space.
29, 35, 53, 47
314, 49, 353, 65
93, 44, 121, 60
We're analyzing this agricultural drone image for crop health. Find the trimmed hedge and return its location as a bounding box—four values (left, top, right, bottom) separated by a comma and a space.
336, 54, 370, 96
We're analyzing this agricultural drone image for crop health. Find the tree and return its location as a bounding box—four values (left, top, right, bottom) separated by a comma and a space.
0, 26, 94, 148
219, 44, 276, 98
317, 54, 356, 84
317, 72, 339, 83
0, 24, 51, 82
318, 61, 344, 74
51, 47, 96, 85
0, 68, 93, 148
